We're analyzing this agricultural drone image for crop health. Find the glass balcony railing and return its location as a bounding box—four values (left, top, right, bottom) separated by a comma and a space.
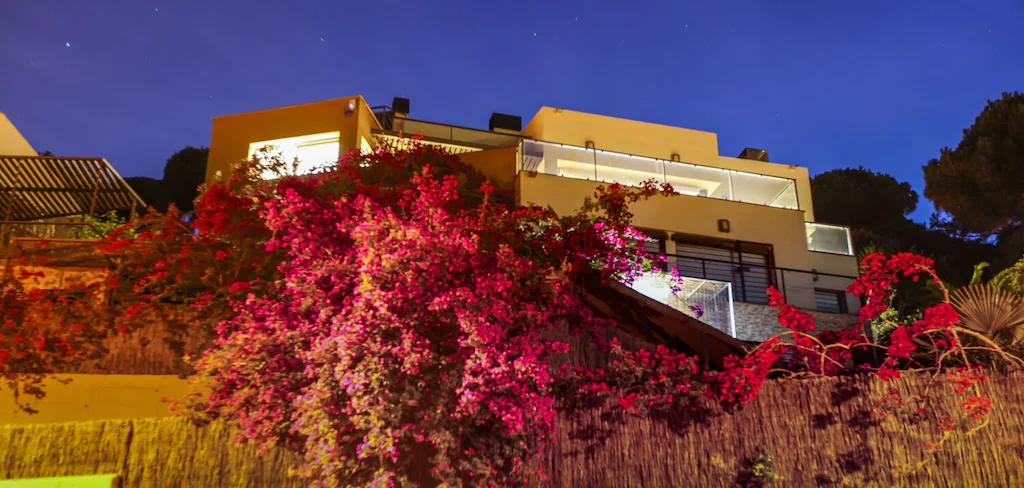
805, 222, 854, 255
389, 118, 521, 149
627, 272, 736, 338
518, 140, 799, 209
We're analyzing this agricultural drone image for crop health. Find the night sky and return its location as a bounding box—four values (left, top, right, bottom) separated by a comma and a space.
1, 0, 1021, 222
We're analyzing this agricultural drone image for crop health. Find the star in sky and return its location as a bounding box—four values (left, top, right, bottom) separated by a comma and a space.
65, 42, 70, 47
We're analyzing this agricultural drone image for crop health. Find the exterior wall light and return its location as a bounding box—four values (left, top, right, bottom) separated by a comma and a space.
717, 219, 730, 233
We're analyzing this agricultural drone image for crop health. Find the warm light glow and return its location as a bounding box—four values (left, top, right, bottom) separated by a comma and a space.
522, 140, 798, 208
627, 272, 736, 337
555, 159, 717, 196
805, 222, 853, 255
249, 131, 341, 179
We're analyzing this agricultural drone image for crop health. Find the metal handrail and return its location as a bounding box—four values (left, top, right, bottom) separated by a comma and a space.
659, 252, 859, 280
652, 252, 859, 310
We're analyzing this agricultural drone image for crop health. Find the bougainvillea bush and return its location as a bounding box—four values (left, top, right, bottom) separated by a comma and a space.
3, 140, 1021, 487
114, 142, 673, 487
187, 146, 1021, 484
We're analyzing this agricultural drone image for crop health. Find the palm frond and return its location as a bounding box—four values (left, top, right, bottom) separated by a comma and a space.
951, 284, 1024, 343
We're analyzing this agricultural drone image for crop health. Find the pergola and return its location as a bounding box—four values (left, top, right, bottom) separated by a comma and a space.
0, 155, 146, 241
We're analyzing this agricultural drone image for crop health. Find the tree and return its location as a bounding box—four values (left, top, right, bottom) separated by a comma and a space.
125, 176, 169, 213
162, 146, 208, 213
811, 167, 918, 230
812, 168, 997, 286
122, 147, 209, 214
924, 91, 1024, 258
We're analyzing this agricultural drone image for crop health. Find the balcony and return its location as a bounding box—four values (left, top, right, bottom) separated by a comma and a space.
805, 222, 854, 256
656, 252, 859, 314
627, 272, 737, 338
518, 140, 799, 210
371, 112, 522, 154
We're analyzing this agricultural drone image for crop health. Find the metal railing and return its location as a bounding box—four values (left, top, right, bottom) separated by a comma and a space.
0, 220, 104, 248
370, 107, 521, 150
654, 252, 860, 313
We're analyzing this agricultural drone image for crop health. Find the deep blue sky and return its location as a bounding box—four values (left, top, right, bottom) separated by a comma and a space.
1, 0, 1021, 222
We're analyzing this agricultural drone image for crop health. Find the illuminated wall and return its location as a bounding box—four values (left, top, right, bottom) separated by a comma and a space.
0, 375, 187, 425
0, 112, 37, 156
206, 96, 379, 182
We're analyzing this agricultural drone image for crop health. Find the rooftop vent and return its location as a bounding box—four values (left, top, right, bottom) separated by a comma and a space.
737, 148, 769, 162
392, 97, 410, 118
489, 112, 522, 134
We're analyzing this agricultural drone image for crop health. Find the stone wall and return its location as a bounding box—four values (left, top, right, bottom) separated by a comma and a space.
733, 301, 858, 342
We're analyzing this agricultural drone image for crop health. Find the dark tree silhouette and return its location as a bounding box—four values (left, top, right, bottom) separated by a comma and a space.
811, 168, 996, 286
812, 167, 918, 230
162, 146, 208, 213
125, 176, 170, 213
924, 91, 1024, 259
121, 147, 208, 214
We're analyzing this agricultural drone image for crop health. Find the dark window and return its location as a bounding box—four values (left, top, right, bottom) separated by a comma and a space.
814, 289, 848, 314
671, 234, 776, 304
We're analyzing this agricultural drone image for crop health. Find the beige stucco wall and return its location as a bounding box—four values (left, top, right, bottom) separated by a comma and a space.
808, 248, 859, 277
0, 112, 37, 156
0, 375, 188, 425
205, 95, 379, 182
522, 107, 721, 169
458, 146, 518, 194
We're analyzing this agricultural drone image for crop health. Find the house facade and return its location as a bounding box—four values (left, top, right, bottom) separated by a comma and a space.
207, 95, 860, 341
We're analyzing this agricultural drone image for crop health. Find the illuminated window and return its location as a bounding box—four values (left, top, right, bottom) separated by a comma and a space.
248, 132, 341, 179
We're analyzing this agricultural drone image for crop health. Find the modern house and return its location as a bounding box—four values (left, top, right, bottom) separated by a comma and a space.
207, 95, 860, 341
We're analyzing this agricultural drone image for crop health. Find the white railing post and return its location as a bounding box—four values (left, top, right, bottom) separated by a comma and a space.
727, 283, 737, 338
